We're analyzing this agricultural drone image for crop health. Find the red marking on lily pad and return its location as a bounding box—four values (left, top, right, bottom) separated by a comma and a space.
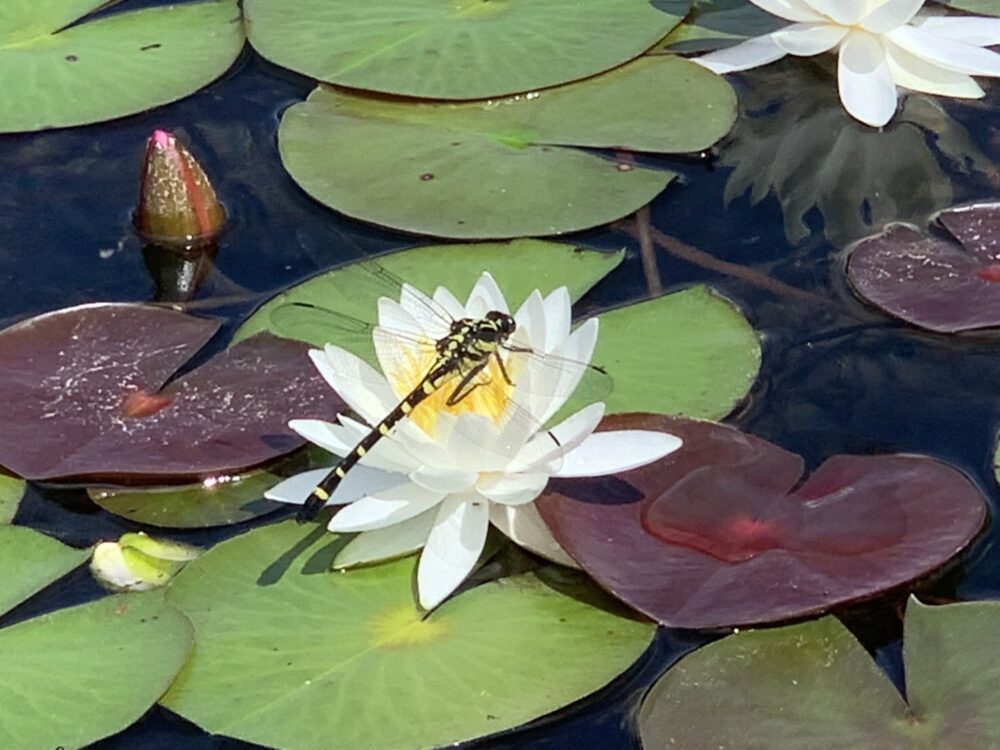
847, 202, 1000, 333
536, 414, 986, 629
0, 304, 345, 482
122, 390, 176, 418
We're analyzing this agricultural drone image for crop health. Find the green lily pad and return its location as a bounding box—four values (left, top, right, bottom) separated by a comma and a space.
163, 521, 654, 750
87, 448, 332, 528
245, 0, 687, 99
655, 0, 784, 54
233, 240, 623, 358
0, 474, 25, 524
639, 597, 1000, 748
0, 0, 244, 133
940, 1, 1000, 16
587, 286, 761, 420
0, 526, 89, 617
0, 593, 193, 750
278, 56, 736, 238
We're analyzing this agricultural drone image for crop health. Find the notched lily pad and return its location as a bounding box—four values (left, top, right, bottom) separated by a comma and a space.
0, 304, 344, 482
639, 597, 1000, 748
163, 521, 653, 750
847, 202, 1000, 333
0, 593, 193, 750
278, 57, 736, 238
537, 415, 987, 628
0, 0, 244, 132
246, 0, 686, 99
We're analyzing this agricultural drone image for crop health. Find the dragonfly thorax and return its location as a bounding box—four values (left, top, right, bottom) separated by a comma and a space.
438, 311, 516, 363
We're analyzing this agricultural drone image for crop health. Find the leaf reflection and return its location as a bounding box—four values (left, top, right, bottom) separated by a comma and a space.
718, 58, 996, 247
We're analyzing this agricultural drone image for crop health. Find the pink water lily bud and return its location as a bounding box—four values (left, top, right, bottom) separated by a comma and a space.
136, 129, 225, 248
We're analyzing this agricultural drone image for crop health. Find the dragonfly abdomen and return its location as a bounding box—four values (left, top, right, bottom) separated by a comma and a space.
295, 363, 457, 523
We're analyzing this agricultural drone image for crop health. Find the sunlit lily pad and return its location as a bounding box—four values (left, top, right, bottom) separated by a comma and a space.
163, 521, 653, 750
0, 526, 89, 616
245, 0, 686, 99
589, 286, 760, 420
537, 415, 986, 628
0, 474, 25, 524
278, 57, 736, 238
236, 246, 759, 420
640, 597, 1000, 747
0, 304, 344, 482
0, 593, 192, 749
847, 203, 1000, 333
0, 0, 244, 133
89, 448, 331, 528
234, 240, 623, 356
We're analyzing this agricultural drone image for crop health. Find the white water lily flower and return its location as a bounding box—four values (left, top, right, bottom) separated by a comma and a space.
266, 273, 681, 609
694, 0, 1000, 127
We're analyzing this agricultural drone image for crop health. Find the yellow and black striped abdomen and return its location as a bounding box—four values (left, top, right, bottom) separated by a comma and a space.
295, 363, 458, 522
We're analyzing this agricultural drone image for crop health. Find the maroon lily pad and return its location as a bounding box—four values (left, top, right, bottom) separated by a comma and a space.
847, 202, 1000, 333
0, 304, 344, 482
536, 414, 986, 629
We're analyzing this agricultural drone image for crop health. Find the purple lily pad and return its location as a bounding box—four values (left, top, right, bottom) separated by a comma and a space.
536, 414, 986, 629
0, 304, 344, 482
847, 202, 1000, 333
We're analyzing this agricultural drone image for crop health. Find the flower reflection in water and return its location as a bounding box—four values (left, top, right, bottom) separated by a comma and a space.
718, 59, 996, 247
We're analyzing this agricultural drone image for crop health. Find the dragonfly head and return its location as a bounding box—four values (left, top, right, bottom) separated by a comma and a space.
484, 310, 516, 340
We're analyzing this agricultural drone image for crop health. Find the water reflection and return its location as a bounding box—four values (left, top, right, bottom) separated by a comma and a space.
718, 58, 996, 247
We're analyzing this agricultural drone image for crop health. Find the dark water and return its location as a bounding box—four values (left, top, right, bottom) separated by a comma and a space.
2, 4, 999, 748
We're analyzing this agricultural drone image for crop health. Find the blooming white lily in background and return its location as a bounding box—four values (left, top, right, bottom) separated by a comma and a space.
266, 274, 681, 609
694, 0, 1000, 127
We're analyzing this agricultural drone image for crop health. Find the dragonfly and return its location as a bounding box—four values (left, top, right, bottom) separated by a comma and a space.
269, 260, 612, 523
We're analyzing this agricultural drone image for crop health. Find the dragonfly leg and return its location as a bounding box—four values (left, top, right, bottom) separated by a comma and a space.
446, 360, 489, 406
494, 350, 514, 386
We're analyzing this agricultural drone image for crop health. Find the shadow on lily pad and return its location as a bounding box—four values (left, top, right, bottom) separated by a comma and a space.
847, 202, 1000, 333
536, 414, 987, 629
0, 303, 344, 482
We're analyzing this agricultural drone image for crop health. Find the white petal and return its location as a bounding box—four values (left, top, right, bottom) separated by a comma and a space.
553, 430, 683, 478
803, 0, 867, 25
417, 495, 490, 610
432, 286, 466, 321
694, 35, 789, 74
513, 402, 605, 472
447, 412, 512, 471
288, 418, 352, 456
264, 465, 402, 506
771, 23, 848, 56
541, 287, 571, 353
373, 325, 430, 400
884, 38, 985, 98
409, 465, 478, 493
513, 290, 546, 352
860, 0, 923, 33
377, 297, 424, 338
333, 508, 436, 568
398, 283, 451, 339
310, 345, 395, 425
477, 471, 549, 506
749, 0, 825, 23
465, 272, 509, 318
489, 503, 580, 569
530, 317, 599, 426
838, 31, 898, 127
886, 25, 1000, 76
916, 16, 1000, 48
328, 482, 445, 532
